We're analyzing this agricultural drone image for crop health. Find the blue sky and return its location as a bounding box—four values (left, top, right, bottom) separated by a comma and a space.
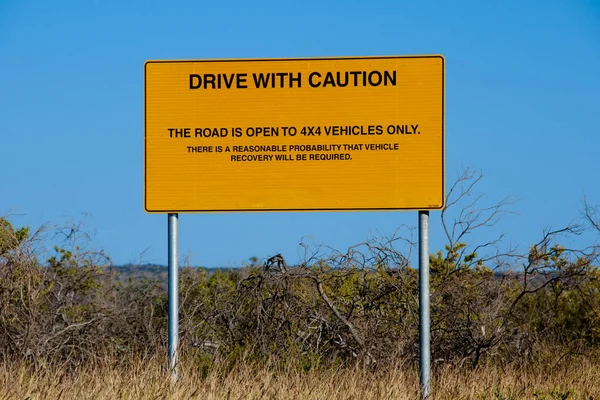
1, 1, 599, 267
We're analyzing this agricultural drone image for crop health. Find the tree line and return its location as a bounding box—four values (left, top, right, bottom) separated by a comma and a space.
1, 170, 599, 370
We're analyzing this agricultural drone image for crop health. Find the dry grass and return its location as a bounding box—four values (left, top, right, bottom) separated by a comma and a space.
1, 357, 599, 399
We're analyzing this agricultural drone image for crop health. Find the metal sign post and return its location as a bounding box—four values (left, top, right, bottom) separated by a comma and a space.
419, 210, 431, 399
168, 213, 179, 381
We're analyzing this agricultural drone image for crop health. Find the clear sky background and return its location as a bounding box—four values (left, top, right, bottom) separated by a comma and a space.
1, 1, 599, 267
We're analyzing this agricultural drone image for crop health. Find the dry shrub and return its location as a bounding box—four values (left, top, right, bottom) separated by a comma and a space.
1, 168, 599, 393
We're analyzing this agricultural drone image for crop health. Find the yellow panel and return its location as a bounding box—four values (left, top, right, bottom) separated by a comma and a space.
144, 56, 445, 212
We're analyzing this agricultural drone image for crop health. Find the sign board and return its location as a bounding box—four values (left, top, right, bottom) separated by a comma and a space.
145, 55, 445, 212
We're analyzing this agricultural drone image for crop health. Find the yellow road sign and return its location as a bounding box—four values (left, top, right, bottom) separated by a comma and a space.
145, 55, 445, 212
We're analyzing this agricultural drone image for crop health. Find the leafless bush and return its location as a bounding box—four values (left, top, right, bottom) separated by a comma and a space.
1, 171, 599, 371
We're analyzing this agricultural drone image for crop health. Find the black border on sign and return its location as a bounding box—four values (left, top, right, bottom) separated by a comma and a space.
144, 55, 445, 213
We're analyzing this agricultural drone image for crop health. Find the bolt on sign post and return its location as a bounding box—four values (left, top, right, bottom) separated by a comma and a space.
144, 55, 444, 395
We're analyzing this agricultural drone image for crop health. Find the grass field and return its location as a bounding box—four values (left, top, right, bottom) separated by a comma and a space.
3, 357, 599, 399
